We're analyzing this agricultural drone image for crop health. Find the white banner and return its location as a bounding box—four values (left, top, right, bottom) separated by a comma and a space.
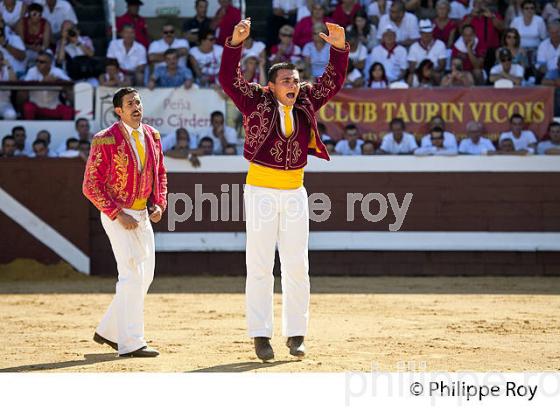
94, 86, 226, 135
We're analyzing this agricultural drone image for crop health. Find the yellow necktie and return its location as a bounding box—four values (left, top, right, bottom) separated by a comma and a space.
131, 129, 145, 168
283, 105, 293, 137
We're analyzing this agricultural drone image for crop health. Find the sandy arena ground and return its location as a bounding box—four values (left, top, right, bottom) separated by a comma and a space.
0, 260, 559, 373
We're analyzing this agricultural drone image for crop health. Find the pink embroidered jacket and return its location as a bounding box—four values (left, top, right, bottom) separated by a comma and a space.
219, 38, 349, 170
82, 121, 168, 220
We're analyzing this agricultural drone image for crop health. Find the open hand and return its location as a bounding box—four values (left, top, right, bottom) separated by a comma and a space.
117, 212, 138, 230
319, 22, 346, 50
149, 205, 163, 223
231, 18, 251, 47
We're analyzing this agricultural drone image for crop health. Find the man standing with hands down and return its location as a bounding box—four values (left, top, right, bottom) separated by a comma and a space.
219, 18, 349, 361
82, 88, 167, 358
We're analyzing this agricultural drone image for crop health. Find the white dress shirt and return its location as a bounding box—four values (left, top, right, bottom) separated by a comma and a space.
407, 39, 448, 66
458, 137, 496, 155
366, 44, 409, 82
421, 131, 458, 149
38, 0, 78, 35
148, 37, 190, 69
107, 39, 147, 72
377, 13, 420, 43
335, 139, 364, 155
24, 66, 70, 109
380, 132, 418, 154
499, 130, 537, 153
122, 121, 146, 171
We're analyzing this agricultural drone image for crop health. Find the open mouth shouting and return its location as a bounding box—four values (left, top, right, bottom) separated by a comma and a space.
286, 92, 296, 99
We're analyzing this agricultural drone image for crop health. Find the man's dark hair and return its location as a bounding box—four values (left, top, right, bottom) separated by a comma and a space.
75, 117, 89, 127
198, 29, 215, 43
28, 3, 44, 13
66, 137, 79, 149
462, 24, 475, 34
37, 129, 51, 144
37, 50, 53, 62
323, 139, 335, 148
79, 140, 91, 148
345, 124, 358, 132
164, 48, 178, 57
268, 62, 297, 83
105, 58, 120, 68
510, 113, 524, 122
210, 111, 224, 120
390, 118, 405, 129
121, 23, 135, 32
2, 135, 14, 146
11, 126, 25, 135
195, 0, 208, 6
198, 136, 214, 147
431, 126, 444, 134
548, 121, 560, 131
33, 139, 47, 148
113, 87, 138, 109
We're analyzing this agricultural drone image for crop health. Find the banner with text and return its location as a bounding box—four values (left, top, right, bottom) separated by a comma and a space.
319, 87, 554, 142
95, 86, 226, 135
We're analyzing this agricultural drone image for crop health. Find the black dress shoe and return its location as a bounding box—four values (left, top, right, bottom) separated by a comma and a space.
286, 336, 305, 358
119, 346, 160, 358
93, 332, 118, 351
254, 337, 274, 361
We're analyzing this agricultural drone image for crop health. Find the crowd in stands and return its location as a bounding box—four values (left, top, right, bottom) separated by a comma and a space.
1, 0, 560, 159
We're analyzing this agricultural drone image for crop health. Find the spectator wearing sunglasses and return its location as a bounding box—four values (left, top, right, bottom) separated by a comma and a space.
269, 25, 302, 65
414, 126, 458, 156
148, 24, 189, 69
15, 2, 51, 66
489, 47, 524, 86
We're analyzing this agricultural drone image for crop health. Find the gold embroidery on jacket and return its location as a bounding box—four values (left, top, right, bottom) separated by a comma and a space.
85, 149, 109, 209
91, 136, 115, 146
270, 140, 283, 163
246, 98, 272, 148
233, 65, 260, 97
292, 141, 302, 164
311, 63, 336, 100
112, 141, 129, 202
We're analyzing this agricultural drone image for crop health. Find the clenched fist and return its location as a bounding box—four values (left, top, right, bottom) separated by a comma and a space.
230, 17, 251, 47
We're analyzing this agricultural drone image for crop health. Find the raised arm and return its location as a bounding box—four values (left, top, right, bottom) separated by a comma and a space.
218, 18, 262, 115
306, 22, 350, 112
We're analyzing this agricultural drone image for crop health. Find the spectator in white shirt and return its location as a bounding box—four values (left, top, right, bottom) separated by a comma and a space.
537, 121, 560, 155
348, 32, 368, 71
415, 126, 458, 155
58, 137, 80, 158
379, 118, 418, 154
509, 0, 547, 52
498, 113, 537, 154
106, 24, 147, 86
34, 129, 57, 157
366, 24, 408, 82
408, 19, 447, 75
38, 0, 77, 38
0, 19, 26, 77
0, 50, 16, 119
421, 116, 458, 149
367, 0, 393, 27
197, 111, 238, 154
458, 121, 496, 155
31, 138, 57, 158
189, 30, 223, 87
489, 136, 529, 155
377, 1, 419, 47
449, 0, 471, 20
0, 0, 25, 30
489, 47, 524, 86
536, 21, 560, 75
148, 24, 189, 69
335, 124, 364, 155
23, 50, 74, 120
268, 0, 300, 46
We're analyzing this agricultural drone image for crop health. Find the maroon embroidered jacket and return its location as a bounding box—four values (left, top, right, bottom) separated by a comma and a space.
219, 38, 349, 170
82, 121, 168, 220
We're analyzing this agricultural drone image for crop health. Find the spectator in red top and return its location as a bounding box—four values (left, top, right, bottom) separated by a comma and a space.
462, 0, 504, 71
433, 0, 458, 49
293, 4, 332, 48
116, 0, 149, 49
211, 0, 241, 46
331, 0, 363, 28
15, 2, 51, 65
451, 23, 485, 84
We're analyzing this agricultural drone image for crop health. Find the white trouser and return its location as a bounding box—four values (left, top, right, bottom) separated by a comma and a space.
97, 208, 155, 355
244, 184, 310, 338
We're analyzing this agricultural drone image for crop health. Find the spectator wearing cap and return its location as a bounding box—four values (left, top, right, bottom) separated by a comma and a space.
189, 30, 223, 87
267, 0, 299, 47
0, 51, 16, 119
379, 118, 418, 154
15, 2, 51, 66
441, 56, 475, 86
537, 122, 560, 155
0, 13, 26, 77
509, 0, 546, 56
458, 121, 496, 155
462, 0, 505, 71
116, 0, 149, 49
0, 135, 16, 158
367, 0, 393, 27
451, 24, 485, 84
303, 22, 332, 79
377, 1, 420, 47
433, 0, 458, 49
420, 116, 458, 150
331, 0, 363, 29
148, 24, 189, 70
489, 48, 524, 86
23, 50, 73, 120
414, 126, 458, 155
498, 113, 537, 154
407, 19, 447, 76
536, 21, 560, 78
294, 4, 333, 49
38, 0, 77, 38
335, 124, 364, 155
148, 48, 194, 89
183, 0, 211, 48
269, 25, 302, 65
106, 24, 147, 86
98, 58, 130, 87
366, 24, 408, 83
210, 0, 241, 47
